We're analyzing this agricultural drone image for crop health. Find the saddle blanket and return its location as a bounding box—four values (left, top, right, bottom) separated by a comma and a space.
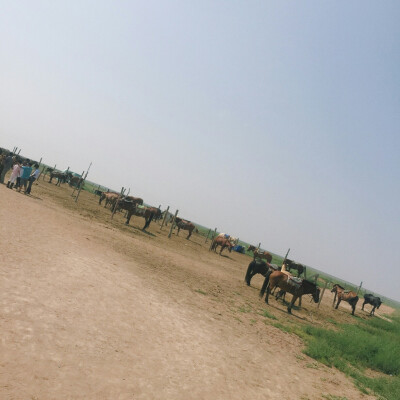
287, 276, 303, 288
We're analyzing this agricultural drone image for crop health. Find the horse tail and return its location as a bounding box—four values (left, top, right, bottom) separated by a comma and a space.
259, 269, 272, 298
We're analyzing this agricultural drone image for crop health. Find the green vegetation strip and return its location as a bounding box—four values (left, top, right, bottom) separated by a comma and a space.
299, 313, 400, 399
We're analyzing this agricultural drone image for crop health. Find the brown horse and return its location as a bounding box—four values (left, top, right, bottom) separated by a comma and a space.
331, 284, 359, 316
69, 176, 83, 188
125, 204, 158, 230
259, 270, 320, 314
99, 192, 120, 208
247, 245, 272, 263
49, 171, 72, 186
210, 237, 234, 255
174, 217, 195, 239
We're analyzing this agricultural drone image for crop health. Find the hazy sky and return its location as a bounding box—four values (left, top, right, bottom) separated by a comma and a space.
1, 1, 399, 301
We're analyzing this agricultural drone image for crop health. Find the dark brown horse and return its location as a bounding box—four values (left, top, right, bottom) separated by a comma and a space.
125, 203, 158, 230
247, 245, 272, 263
174, 217, 195, 239
284, 259, 306, 277
49, 171, 72, 186
259, 270, 320, 314
69, 176, 83, 188
331, 284, 359, 316
245, 260, 280, 286
210, 237, 234, 255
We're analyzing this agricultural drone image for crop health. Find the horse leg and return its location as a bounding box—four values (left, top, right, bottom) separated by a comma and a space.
187, 229, 192, 240
245, 263, 254, 286
335, 298, 341, 310
219, 245, 224, 255
288, 296, 298, 314
265, 284, 271, 304
125, 212, 132, 225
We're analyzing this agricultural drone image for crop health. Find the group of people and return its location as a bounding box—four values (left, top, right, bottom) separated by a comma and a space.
0, 151, 40, 195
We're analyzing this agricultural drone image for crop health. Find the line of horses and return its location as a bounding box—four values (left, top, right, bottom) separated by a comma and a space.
244, 258, 382, 316
97, 191, 195, 237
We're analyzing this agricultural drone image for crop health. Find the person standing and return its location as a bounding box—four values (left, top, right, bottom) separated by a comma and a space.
7, 160, 21, 189
25, 164, 40, 195
0, 152, 14, 184
18, 162, 32, 193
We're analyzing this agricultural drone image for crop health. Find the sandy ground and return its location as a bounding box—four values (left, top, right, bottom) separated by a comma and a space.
0, 178, 388, 399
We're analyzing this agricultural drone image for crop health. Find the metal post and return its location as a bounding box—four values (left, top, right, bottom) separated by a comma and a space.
168, 210, 179, 238
160, 206, 169, 230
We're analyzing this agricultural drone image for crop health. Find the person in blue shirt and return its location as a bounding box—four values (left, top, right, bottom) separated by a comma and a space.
18, 162, 32, 193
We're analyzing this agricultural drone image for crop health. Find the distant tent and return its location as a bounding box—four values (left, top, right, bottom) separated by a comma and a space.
233, 245, 245, 253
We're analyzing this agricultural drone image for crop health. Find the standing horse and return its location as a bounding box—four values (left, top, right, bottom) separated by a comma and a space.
99, 192, 120, 208
210, 237, 234, 255
49, 171, 72, 186
284, 259, 306, 277
362, 294, 382, 316
174, 217, 195, 239
245, 260, 280, 286
69, 176, 83, 188
259, 270, 320, 314
331, 284, 359, 316
125, 203, 158, 230
247, 245, 272, 263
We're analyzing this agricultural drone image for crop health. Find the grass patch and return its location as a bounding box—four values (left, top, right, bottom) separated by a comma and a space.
299, 312, 400, 399
195, 289, 207, 295
262, 309, 277, 320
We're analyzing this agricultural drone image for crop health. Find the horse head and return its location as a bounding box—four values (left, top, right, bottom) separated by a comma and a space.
313, 286, 321, 303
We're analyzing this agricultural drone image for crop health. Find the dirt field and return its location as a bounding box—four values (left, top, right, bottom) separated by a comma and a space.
1, 177, 392, 399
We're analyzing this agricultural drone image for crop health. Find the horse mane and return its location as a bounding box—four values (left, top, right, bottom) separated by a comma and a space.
334, 283, 345, 290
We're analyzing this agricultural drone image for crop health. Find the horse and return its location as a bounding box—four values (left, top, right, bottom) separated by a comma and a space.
69, 176, 83, 188
210, 236, 234, 255
362, 294, 382, 316
259, 270, 320, 314
125, 204, 159, 230
49, 171, 72, 186
174, 217, 195, 239
245, 260, 281, 286
42, 167, 54, 180
217, 233, 238, 246
247, 245, 272, 263
99, 192, 120, 208
284, 259, 306, 277
331, 284, 359, 316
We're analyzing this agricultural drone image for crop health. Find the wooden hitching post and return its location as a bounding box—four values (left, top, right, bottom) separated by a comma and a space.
356, 281, 363, 296
168, 210, 179, 238
75, 162, 92, 203
160, 206, 169, 230
318, 281, 329, 308
209, 228, 217, 250
111, 187, 125, 219
71, 170, 85, 197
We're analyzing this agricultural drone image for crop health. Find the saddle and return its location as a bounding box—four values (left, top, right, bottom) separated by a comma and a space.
287, 276, 303, 289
